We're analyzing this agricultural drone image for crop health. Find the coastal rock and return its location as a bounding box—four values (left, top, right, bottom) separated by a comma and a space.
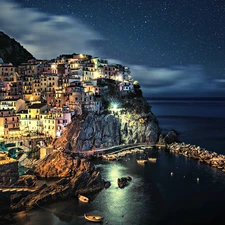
158, 134, 166, 145
104, 181, 111, 188
53, 80, 160, 151
54, 102, 160, 151
71, 170, 104, 195
34, 151, 76, 178
10, 154, 104, 211
11, 171, 104, 211
13, 175, 37, 187
164, 130, 179, 144
34, 151, 95, 178
76, 114, 121, 150
118, 176, 131, 188
10, 183, 71, 211
167, 142, 225, 171
78, 158, 95, 172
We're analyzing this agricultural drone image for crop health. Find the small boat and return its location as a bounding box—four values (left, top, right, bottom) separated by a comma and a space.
136, 159, 147, 164
148, 158, 157, 162
84, 214, 103, 223
78, 194, 89, 203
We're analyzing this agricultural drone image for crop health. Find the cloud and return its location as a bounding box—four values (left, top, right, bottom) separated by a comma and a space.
0, 0, 102, 59
109, 58, 224, 97
130, 65, 213, 96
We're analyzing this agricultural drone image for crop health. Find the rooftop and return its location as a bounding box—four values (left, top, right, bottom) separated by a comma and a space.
29, 103, 47, 109
1, 98, 19, 102
9, 128, 20, 131
0, 108, 14, 112
17, 110, 28, 114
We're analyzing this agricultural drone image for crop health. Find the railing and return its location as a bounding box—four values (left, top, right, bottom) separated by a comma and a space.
76, 143, 156, 155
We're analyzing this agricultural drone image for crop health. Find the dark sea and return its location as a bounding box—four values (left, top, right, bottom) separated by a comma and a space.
12, 99, 225, 225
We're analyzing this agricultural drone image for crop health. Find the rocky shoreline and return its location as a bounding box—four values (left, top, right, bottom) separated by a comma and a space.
2, 139, 225, 222
167, 142, 225, 171
0, 151, 104, 214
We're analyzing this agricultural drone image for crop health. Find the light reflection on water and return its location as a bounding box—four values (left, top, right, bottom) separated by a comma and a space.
11, 148, 225, 225
12, 100, 225, 225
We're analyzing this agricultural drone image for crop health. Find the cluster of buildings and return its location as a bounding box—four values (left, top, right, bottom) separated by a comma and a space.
0, 53, 134, 139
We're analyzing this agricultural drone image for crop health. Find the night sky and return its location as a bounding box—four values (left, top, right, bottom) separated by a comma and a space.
0, 0, 225, 97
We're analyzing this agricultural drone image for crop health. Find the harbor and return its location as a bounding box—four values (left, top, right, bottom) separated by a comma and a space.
9, 145, 225, 225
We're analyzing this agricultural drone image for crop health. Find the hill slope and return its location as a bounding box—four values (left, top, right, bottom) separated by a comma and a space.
0, 31, 34, 65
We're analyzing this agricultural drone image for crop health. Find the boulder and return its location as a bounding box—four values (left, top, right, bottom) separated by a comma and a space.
118, 176, 132, 188
164, 130, 180, 144
104, 181, 111, 188
158, 134, 166, 145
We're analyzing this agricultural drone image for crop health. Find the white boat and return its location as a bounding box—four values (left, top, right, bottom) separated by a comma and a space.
84, 214, 103, 223
136, 159, 147, 164
78, 194, 89, 203
148, 158, 157, 162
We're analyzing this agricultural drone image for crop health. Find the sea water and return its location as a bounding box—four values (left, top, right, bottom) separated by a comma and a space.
8, 99, 225, 225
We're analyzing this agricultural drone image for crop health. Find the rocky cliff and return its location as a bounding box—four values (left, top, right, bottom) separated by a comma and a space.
54, 80, 160, 151
34, 150, 95, 178
0, 31, 34, 65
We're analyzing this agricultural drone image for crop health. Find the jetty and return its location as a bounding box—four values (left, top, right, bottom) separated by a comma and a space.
167, 142, 225, 172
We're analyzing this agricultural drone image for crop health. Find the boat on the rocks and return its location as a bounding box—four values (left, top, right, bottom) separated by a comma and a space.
148, 158, 157, 162
102, 155, 108, 160
131, 149, 138, 153
84, 214, 103, 223
136, 159, 148, 164
102, 154, 116, 161
78, 194, 89, 203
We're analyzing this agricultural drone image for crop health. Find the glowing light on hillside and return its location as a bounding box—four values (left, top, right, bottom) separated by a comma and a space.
113, 103, 118, 110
